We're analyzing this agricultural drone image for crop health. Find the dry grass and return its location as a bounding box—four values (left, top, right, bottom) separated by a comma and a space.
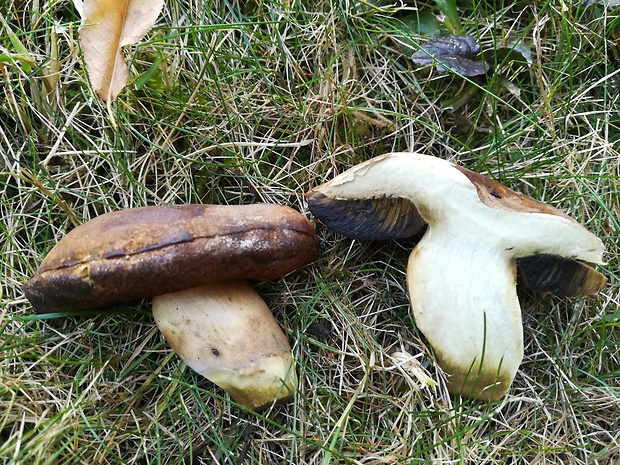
1, 0, 619, 464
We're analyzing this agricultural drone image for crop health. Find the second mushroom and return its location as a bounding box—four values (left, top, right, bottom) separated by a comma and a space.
307, 152, 606, 401
24, 203, 318, 411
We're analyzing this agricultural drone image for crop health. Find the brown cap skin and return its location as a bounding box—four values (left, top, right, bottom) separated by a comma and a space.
24, 204, 318, 313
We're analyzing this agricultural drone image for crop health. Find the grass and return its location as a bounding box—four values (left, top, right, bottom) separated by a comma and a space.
1, 0, 619, 463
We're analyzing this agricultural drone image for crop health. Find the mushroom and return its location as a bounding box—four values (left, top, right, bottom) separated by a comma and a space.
24, 203, 317, 410
306, 153, 606, 401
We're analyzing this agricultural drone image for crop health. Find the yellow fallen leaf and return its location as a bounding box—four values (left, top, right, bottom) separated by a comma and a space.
78, 0, 165, 101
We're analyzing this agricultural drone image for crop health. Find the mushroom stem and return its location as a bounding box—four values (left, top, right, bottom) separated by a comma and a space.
152, 280, 296, 411
407, 231, 523, 400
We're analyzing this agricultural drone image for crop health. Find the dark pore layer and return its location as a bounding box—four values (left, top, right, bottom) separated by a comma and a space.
306, 191, 426, 241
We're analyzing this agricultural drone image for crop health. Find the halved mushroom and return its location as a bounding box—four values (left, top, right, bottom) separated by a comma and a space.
24, 204, 317, 410
307, 153, 606, 401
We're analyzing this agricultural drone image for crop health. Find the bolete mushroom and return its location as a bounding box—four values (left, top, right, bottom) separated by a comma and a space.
306, 153, 606, 401
24, 203, 317, 410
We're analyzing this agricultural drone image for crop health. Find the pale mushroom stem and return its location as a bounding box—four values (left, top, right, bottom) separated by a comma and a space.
152, 280, 296, 411
407, 231, 523, 401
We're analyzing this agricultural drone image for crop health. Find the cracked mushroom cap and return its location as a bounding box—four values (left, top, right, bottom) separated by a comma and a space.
24, 203, 318, 313
307, 152, 606, 400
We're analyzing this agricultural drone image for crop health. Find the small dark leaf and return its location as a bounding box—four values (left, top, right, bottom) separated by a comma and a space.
411, 34, 489, 76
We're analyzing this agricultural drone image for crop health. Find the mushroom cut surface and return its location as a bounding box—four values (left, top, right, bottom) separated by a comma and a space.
24, 204, 317, 313
307, 152, 606, 401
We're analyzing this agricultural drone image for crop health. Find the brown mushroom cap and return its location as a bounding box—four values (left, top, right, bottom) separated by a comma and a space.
24, 204, 318, 313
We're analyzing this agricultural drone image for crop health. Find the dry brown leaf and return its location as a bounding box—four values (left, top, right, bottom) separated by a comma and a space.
78, 0, 165, 101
